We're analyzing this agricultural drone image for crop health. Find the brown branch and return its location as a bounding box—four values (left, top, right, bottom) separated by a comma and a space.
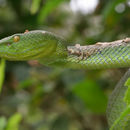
67, 37, 130, 58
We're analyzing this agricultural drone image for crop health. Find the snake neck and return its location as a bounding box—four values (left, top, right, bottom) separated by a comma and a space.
39, 40, 68, 66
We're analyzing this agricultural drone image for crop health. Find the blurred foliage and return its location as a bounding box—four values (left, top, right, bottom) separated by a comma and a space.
0, 117, 6, 130
110, 78, 130, 130
0, 0, 130, 130
6, 113, 22, 130
72, 79, 107, 113
0, 59, 5, 92
125, 78, 130, 105
0, 113, 22, 130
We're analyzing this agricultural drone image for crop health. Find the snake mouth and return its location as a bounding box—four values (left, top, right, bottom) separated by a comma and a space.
0, 42, 57, 61
0, 40, 12, 46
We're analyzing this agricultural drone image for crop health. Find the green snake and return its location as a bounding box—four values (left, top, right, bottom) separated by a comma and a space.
0, 30, 130, 129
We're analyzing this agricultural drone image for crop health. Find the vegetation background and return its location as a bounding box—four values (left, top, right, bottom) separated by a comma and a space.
0, 0, 130, 130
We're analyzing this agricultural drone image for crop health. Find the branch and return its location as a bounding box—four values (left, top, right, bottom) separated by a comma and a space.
67, 37, 130, 58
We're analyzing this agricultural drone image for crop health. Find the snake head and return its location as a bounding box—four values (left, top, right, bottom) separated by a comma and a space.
0, 30, 66, 61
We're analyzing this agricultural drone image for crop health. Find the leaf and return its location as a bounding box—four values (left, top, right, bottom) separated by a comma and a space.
5, 113, 22, 130
30, 0, 42, 14
103, 0, 125, 27
0, 117, 7, 130
110, 77, 130, 130
124, 78, 130, 105
0, 59, 6, 93
50, 114, 70, 130
37, 0, 66, 24
72, 79, 107, 113
110, 106, 130, 130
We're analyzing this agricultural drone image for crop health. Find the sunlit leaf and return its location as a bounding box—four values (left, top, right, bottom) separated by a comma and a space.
6, 113, 22, 130
0, 117, 7, 130
110, 78, 130, 130
124, 78, 130, 105
31, 0, 42, 14
0, 59, 6, 93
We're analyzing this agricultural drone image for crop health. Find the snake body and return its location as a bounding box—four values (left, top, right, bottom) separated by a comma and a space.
0, 30, 130, 129
0, 30, 129, 69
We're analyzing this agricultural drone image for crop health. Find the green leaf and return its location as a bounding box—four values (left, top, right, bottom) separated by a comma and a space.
110, 78, 130, 130
124, 78, 130, 106
103, 0, 125, 27
110, 106, 130, 130
125, 77, 130, 86
5, 113, 22, 130
0, 59, 6, 93
50, 114, 70, 130
72, 79, 107, 113
37, 0, 66, 23
31, 0, 42, 14
0, 117, 7, 130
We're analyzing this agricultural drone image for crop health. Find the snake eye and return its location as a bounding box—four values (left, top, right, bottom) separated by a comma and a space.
13, 36, 20, 42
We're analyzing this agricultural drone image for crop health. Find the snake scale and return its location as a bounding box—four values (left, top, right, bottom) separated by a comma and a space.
0, 30, 130, 129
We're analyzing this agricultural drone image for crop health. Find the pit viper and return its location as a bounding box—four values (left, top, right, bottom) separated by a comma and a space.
0, 30, 130, 129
